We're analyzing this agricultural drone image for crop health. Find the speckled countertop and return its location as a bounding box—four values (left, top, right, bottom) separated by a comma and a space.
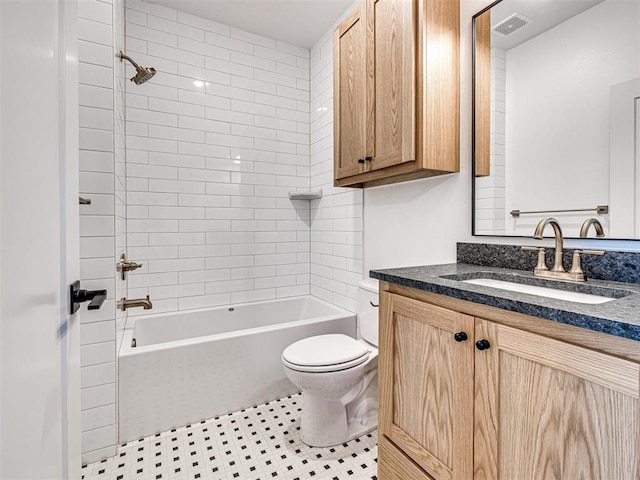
370, 263, 640, 342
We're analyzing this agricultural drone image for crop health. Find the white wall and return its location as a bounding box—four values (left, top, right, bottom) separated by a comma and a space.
123, 0, 312, 315
363, 1, 492, 274
505, 0, 640, 237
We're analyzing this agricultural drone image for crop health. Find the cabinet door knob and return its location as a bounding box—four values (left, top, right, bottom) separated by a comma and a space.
357, 158, 365, 164
475, 339, 491, 351
454, 332, 468, 342
365, 156, 372, 161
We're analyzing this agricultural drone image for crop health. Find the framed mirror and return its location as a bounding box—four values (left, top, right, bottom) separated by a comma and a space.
472, 0, 640, 239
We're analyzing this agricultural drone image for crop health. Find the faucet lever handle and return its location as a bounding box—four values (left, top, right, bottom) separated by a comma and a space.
569, 250, 605, 281
521, 246, 547, 272
117, 253, 144, 280
574, 249, 605, 256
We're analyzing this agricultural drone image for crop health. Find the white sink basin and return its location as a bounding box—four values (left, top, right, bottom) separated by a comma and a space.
462, 278, 615, 304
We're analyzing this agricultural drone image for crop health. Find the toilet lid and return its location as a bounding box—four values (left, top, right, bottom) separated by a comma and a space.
282, 334, 368, 368
282, 353, 369, 373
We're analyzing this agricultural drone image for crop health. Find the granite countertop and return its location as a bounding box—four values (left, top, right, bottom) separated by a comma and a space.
370, 263, 640, 341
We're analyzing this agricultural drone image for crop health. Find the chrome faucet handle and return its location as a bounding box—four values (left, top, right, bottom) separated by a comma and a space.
568, 249, 605, 282
521, 246, 548, 272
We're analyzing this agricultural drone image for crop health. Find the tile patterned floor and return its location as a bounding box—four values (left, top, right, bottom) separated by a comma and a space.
82, 394, 378, 480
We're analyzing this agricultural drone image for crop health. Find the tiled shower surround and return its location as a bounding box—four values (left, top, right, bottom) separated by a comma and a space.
78, 0, 363, 464
309, 26, 364, 314
124, 0, 314, 313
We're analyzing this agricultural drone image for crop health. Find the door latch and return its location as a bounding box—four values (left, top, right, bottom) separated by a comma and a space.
69, 280, 107, 314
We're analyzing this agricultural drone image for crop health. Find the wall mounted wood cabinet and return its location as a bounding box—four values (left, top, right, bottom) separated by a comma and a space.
379, 284, 640, 480
333, 0, 460, 188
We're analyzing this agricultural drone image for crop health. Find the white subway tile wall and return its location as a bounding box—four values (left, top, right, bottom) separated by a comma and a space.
77, 0, 364, 465
113, 0, 129, 464
78, 0, 124, 464
475, 47, 506, 234
123, 0, 313, 312
309, 26, 364, 314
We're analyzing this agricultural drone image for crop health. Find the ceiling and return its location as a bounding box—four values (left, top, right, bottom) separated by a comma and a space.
489, 0, 604, 50
144, 0, 356, 49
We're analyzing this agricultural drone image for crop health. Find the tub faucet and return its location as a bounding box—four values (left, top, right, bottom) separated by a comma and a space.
580, 218, 605, 238
533, 217, 565, 274
118, 295, 153, 311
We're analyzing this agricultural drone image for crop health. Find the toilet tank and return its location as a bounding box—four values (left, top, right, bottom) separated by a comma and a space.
358, 280, 379, 347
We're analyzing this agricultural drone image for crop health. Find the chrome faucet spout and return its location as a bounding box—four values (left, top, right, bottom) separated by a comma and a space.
580, 218, 605, 238
533, 217, 564, 273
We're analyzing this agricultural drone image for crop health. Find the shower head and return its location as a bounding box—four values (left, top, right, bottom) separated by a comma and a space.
131, 66, 156, 85
117, 51, 156, 85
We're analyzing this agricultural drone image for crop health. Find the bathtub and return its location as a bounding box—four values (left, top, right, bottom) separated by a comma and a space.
118, 295, 356, 443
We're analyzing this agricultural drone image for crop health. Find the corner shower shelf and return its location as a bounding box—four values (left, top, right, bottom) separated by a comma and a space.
288, 190, 322, 200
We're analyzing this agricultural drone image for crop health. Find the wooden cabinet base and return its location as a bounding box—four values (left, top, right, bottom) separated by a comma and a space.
378, 283, 640, 480
379, 435, 434, 480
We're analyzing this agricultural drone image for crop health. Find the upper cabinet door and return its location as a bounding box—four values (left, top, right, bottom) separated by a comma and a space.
334, 5, 367, 180
333, 0, 460, 188
365, 0, 416, 171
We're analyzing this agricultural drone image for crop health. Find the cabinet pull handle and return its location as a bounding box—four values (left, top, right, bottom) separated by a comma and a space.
357, 158, 365, 164
365, 156, 372, 161
454, 332, 468, 342
475, 339, 491, 350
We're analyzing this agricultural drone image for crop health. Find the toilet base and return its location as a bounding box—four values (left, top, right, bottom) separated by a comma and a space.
299, 370, 378, 447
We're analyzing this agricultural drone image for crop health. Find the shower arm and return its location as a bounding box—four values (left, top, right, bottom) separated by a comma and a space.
117, 51, 141, 69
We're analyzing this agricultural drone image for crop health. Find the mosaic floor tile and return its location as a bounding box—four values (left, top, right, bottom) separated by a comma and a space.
83, 394, 378, 480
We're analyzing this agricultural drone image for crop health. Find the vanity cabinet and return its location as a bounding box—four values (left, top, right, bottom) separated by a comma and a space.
379, 287, 640, 480
333, 0, 460, 188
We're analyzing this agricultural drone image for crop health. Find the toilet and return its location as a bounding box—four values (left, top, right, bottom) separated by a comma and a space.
282, 280, 379, 447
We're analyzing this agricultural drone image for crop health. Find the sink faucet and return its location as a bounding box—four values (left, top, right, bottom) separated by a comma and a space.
580, 218, 605, 238
118, 295, 153, 311
527, 217, 605, 282
533, 217, 565, 273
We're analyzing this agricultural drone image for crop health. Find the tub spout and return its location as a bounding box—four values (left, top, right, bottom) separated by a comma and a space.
118, 295, 153, 311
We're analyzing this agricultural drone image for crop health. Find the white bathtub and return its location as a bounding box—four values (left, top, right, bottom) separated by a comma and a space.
118, 295, 356, 443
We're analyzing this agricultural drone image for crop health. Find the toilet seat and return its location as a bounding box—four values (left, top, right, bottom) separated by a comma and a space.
282, 334, 370, 373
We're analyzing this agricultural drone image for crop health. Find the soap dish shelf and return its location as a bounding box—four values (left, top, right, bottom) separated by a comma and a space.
289, 190, 322, 200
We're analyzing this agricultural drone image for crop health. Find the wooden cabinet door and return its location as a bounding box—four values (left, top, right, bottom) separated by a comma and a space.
365, 0, 415, 171
333, 5, 367, 180
378, 435, 434, 480
474, 319, 640, 480
379, 292, 474, 480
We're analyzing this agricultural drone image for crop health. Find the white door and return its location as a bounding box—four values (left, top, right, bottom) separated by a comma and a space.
0, 1, 81, 479
609, 78, 640, 238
